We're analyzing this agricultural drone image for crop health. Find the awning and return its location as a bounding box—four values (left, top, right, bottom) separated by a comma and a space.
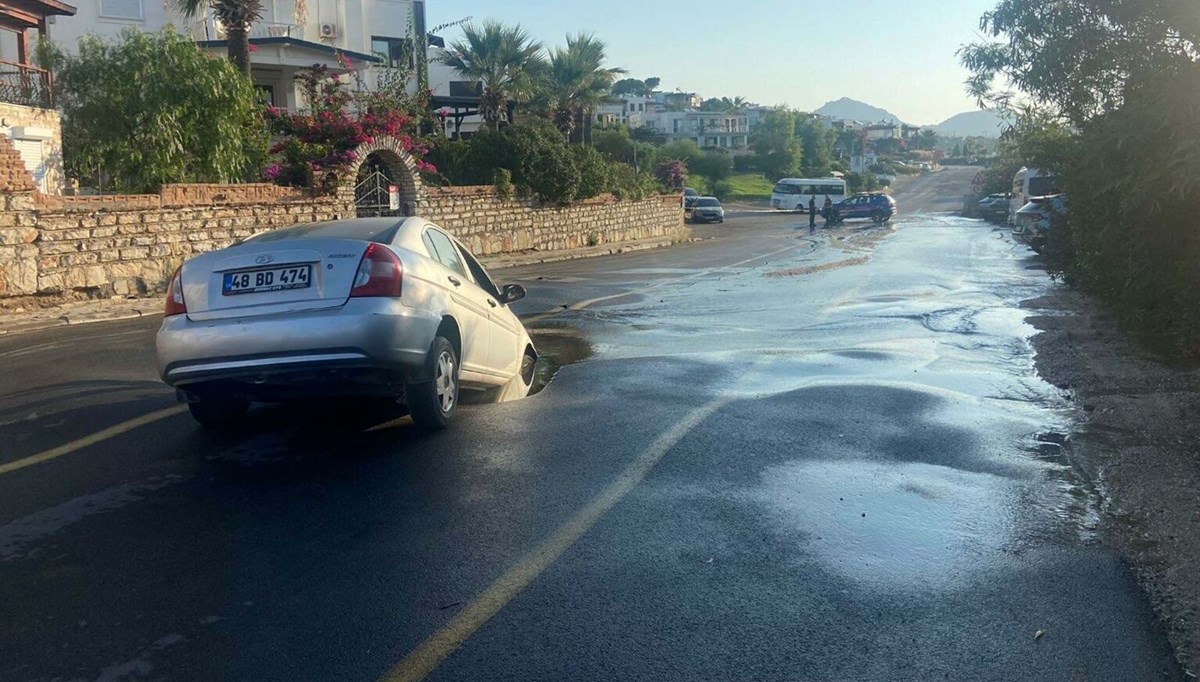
195, 37, 382, 70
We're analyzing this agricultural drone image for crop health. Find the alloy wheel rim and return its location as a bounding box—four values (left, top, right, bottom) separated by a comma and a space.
435, 351, 456, 413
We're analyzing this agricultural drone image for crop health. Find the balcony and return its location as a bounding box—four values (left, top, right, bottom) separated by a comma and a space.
0, 61, 51, 109
193, 19, 305, 41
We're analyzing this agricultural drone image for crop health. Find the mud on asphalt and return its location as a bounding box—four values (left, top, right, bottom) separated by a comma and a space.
1025, 285, 1200, 675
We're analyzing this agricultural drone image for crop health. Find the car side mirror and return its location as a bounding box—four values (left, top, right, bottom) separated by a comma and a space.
499, 283, 526, 304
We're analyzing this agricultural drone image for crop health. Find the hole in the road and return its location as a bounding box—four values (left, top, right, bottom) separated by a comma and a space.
526, 327, 593, 396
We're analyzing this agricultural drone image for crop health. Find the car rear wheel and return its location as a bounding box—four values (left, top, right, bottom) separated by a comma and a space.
871, 210, 885, 224
407, 336, 459, 431
187, 392, 250, 429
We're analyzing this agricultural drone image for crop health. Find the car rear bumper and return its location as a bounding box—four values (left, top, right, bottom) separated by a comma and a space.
156, 298, 441, 388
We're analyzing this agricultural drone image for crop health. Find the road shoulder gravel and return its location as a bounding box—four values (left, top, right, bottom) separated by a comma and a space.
1026, 285, 1200, 676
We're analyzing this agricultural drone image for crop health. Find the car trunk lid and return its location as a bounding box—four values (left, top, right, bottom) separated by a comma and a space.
181, 238, 371, 322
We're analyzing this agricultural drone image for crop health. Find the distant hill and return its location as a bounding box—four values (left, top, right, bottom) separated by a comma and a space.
929, 109, 1006, 138
814, 98, 905, 124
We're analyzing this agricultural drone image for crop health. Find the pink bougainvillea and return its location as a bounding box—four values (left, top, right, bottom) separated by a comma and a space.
264, 65, 437, 193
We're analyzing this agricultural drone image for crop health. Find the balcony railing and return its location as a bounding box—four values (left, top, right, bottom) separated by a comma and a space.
0, 61, 51, 109
194, 19, 305, 40
250, 22, 304, 39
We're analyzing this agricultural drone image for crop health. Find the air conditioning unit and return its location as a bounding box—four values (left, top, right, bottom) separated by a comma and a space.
319, 23, 338, 39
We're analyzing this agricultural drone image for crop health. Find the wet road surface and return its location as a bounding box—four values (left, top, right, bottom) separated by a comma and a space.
0, 168, 1182, 680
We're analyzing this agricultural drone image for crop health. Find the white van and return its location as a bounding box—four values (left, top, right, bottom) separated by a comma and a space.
1010, 168, 1059, 223
771, 178, 847, 212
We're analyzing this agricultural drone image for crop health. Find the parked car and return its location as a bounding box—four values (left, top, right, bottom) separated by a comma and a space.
830, 193, 896, 225
155, 217, 538, 431
1012, 194, 1067, 253
977, 193, 1012, 222
683, 187, 700, 212
691, 197, 725, 223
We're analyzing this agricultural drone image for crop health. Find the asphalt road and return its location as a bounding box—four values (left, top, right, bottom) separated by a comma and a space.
0, 168, 1181, 681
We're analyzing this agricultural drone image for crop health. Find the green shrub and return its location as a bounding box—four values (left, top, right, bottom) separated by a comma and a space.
426, 138, 472, 185
572, 145, 612, 200
733, 155, 758, 173
711, 180, 733, 201
609, 162, 650, 200
1055, 65, 1200, 354
494, 168, 514, 200
42, 29, 267, 192
525, 143, 580, 205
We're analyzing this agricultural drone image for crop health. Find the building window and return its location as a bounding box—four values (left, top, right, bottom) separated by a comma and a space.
100, 0, 143, 20
255, 85, 275, 107
371, 36, 415, 69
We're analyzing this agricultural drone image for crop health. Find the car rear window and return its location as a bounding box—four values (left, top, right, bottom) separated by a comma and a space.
247, 219, 406, 244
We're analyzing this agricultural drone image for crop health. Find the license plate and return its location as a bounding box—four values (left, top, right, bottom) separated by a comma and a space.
222, 264, 312, 295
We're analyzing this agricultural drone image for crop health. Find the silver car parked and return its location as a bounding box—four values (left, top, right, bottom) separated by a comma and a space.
156, 217, 537, 430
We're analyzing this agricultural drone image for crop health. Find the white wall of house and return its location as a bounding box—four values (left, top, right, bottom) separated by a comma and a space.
43, 0, 422, 108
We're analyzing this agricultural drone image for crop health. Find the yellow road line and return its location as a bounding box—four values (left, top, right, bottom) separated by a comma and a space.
0, 405, 187, 476
381, 396, 730, 682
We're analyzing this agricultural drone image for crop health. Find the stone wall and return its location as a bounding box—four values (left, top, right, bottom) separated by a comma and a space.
417, 187, 686, 256
0, 185, 352, 298
0, 182, 684, 300
0, 103, 64, 195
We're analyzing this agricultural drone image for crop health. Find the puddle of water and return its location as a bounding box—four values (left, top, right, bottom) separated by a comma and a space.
751, 459, 1014, 590
527, 328, 593, 396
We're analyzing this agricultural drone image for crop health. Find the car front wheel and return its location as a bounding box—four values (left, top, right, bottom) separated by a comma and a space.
407, 336, 459, 431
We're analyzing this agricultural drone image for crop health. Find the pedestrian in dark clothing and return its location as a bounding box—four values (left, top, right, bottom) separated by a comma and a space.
823, 195, 833, 225
808, 196, 817, 232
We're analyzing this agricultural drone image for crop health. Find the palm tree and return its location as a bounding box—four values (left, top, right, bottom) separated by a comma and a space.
542, 33, 624, 143
176, 0, 263, 79
440, 21, 545, 131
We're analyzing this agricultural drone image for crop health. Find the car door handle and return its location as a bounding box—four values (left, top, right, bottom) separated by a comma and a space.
448, 276, 461, 287
487, 299, 497, 308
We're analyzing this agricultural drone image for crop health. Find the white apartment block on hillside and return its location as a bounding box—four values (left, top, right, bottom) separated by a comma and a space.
643, 110, 750, 150
29, 0, 427, 111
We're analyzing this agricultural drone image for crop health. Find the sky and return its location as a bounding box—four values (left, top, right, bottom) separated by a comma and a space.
429, 0, 999, 125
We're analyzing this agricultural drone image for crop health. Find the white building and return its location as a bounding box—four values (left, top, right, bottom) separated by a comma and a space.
594, 95, 654, 128
37, 0, 427, 111
644, 110, 750, 150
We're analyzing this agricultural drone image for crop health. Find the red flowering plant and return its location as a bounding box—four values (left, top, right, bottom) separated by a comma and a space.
264, 64, 436, 194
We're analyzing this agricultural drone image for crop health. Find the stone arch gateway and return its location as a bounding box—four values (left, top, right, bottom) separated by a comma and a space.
341, 137, 425, 218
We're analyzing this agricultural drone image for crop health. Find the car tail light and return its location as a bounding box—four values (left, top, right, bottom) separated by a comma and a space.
350, 243, 404, 298
164, 266, 187, 316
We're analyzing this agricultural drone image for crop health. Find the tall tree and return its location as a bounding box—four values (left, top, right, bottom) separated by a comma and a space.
959, 0, 1198, 127
612, 76, 660, 97
751, 108, 801, 180
794, 115, 835, 175
441, 21, 545, 130
917, 129, 939, 151
542, 33, 624, 143
175, 0, 263, 78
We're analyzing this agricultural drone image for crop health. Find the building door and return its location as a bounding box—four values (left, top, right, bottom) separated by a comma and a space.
11, 137, 45, 192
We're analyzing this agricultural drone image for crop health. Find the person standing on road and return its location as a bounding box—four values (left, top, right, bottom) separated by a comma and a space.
823, 194, 833, 226
808, 195, 817, 232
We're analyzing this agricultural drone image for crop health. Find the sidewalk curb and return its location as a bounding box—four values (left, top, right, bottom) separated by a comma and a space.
480, 236, 698, 270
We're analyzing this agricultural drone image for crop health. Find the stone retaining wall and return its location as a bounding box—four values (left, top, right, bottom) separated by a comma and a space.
0, 182, 685, 299
0, 185, 352, 297
417, 187, 685, 256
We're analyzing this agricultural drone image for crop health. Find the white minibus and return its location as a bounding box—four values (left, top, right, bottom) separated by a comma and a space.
1010, 168, 1059, 223
771, 178, 847, 212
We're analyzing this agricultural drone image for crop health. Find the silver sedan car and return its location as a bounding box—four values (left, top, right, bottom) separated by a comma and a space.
156, 217, 537, 430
